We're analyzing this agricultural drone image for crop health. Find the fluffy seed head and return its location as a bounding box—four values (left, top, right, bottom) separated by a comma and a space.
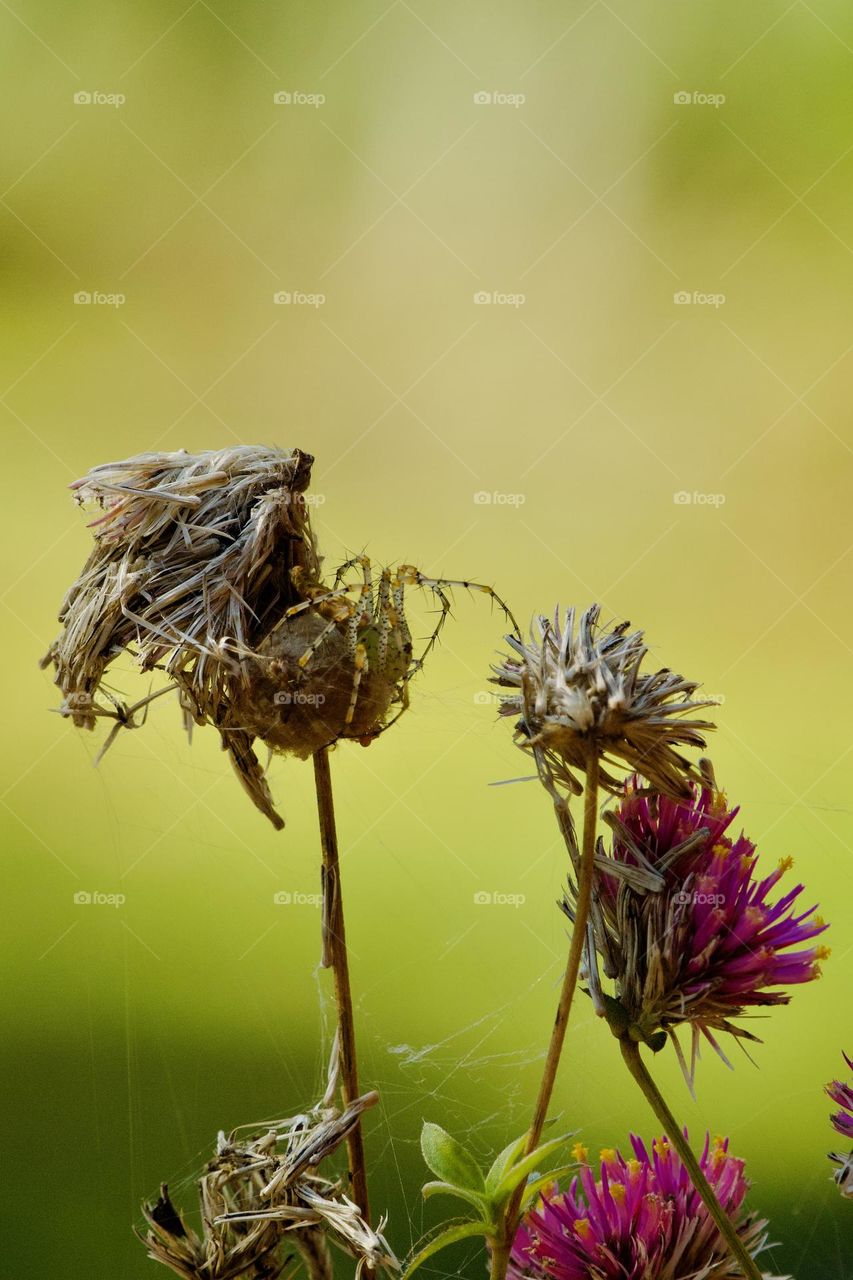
492, 606, 716, 802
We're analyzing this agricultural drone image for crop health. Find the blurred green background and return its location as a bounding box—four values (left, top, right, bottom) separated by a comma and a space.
3, 1, 852, 1275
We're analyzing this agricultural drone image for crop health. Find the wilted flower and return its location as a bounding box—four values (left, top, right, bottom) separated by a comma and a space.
43, 447, 513, 830
577, 771, 828, 1079
137, 1085, 398, 1279
509, 1133, 787, 1280
41, 446, 320, 827
492, 606, 716, 803
826, 1051, 853, 1198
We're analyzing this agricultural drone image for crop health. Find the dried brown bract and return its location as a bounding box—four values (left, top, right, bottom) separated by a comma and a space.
41, 446, 322, 827
137, 1088, 398, 1280
42, 448, 516, 829
492, 605, 716, 803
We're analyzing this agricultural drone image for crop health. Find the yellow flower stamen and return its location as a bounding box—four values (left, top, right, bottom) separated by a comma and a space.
571, 1142, 589, 1164
574, 1217, 592, 1240
778, 855, 794, 873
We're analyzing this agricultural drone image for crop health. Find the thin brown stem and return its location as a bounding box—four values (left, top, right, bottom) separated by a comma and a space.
491, 753, 601, 1280
313, 746, 372, 1242
620, 1039, 764, 1280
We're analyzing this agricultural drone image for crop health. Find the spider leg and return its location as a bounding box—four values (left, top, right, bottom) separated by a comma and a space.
375, 568, 394, 673
397, 565, 521, 637
393, 566, 452, 689
281, 584, 359, 621
293, 616, 342, 670
357, 554, 375, 624
343, 640, 368, 728
332, 554, 365, 589
391, 569, 413, 662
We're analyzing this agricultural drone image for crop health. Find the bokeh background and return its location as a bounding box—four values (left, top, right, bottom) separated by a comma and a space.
3, 2, 852, 1275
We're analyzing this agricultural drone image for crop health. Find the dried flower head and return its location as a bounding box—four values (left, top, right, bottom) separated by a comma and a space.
492, 606, 716, 803
826, 1051, 853, 1198
43, 448, 516, 829
509, 1133, 787, 1280
137, 1085, 398, 1279
41, 446, 319, 827
576, 769, 828, 1080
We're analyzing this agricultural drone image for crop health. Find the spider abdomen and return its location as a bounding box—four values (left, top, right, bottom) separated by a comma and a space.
231, 613, 398, 757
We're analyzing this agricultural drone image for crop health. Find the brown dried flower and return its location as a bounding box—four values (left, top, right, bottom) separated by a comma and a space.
492, 605, 717, 803
42, 447, 512, 829
41, 446, 320, 827
137, 1083, 398, 1280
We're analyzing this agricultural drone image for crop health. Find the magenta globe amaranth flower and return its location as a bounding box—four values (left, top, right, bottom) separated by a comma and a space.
578, 773, 828, 1075
826, 1051, 853, 1198
509, 1134, 783, 1279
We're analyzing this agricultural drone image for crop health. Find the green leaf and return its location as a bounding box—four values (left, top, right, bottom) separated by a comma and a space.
422, 1181, 491, 1221
519, 1165, 576, 1209
420, 1123, 485, 1192
484, 1134, 528, 1196
402, 1219, 492, 1278
492, 1133, 574, 1204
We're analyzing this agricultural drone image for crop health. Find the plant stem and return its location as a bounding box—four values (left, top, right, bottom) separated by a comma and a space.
313, 746, 372, 1241
491, 753, 601, 1280
620, 1039, 764, 1280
